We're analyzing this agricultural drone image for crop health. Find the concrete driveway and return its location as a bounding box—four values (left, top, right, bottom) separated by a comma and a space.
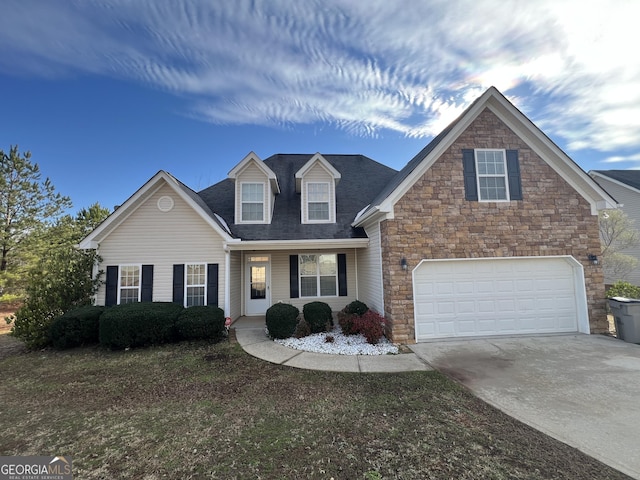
410, 334, 640, 479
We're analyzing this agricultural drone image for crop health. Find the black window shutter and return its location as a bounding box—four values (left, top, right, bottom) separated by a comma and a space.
207, 263, 219, 307
105, 266, 118, 306
506, 149, 522, 200
337, 253, 347, 297
141, 265, 154, 302
173, 264, 185, 304
462, 149, 478, 201
289, 255, 299, 298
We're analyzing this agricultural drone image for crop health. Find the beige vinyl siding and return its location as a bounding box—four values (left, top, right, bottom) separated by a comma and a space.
301, 163, 336, 224
96, 183, 227, 307
356, 221, 384, 313
265, 250, 357, 312
229, 251, 242, 319
593, 177, 640, 285
235, 163, 271, 224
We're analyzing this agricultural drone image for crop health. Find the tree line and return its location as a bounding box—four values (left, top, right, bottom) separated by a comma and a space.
1, 145, 109, 346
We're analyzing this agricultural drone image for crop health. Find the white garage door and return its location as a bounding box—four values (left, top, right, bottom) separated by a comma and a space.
413, 256, 588, 341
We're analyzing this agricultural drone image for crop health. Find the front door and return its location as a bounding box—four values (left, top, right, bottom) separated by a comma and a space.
246, 256, 270, 315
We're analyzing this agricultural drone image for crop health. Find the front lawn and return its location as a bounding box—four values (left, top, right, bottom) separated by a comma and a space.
0, 341, 630, 479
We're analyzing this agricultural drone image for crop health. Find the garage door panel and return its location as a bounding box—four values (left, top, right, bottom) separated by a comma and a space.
436, 282, 455, 295
458, 320, 479, 333
415, 283, 434, 296
478, 300, 495, 313
496, 280, 515, 293
457, 300, 475, 313
456, 281, 475, 294
497, 299, 516, 312
477, 281, 495, 293
414, 257, 582, 341
437, 302, 455, 314
516, 279, 535, 291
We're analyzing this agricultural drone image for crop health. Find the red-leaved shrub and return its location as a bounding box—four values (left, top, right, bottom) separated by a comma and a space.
351, 310, 386, 344
337, 309, 358, 335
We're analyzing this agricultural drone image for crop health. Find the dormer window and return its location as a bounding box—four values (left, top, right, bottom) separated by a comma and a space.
307, 182, 330, 221
241, 183, 264, 222
228, 152, 280, 225
295, 153, 341, 224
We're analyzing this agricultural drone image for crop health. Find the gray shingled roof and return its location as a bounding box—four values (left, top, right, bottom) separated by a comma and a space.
592, 170, 640, 191
164, 171, 232, 235
198, 154, 397, 241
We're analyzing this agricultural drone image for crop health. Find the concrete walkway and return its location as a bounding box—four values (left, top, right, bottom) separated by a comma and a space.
231, 316, 431, 373
410, 334, 640, 479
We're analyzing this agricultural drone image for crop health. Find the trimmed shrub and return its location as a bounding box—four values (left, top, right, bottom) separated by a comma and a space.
176, 306, 225, 341
345, 300, 369, 316
352, 310, 386, 344
606, 281, 640, 299
294, 319, 312, 339
337, 309, 358, 335
303, 301, 333, 333
99, 302, 184, 350
48, 305, 105, 350
266, 303, 299, 339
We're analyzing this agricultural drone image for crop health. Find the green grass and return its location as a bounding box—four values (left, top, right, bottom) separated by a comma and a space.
0, 341, 631, 479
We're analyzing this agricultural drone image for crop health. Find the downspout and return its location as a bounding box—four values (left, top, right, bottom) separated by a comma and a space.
354, 247, 358, 300
224, 246, 231, 318
92, 244, 100, 305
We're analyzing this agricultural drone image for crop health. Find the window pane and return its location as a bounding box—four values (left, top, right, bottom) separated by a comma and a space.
120, 288, 139, 304
299, 255, 318, 275
477, 150, 505, 175
300, 277, 317, 297
120, 266, 140, 287
186, 286, 205, 307
319, 254, 337, 275
187, 264, 205, 286
308, 183, 329, 202
319, 276, 336, 296
242, 203, 263, 221
479, 177, 507, 200
308, 202, 329, 220
242, 183, 263, 201
250, 265, 266, 299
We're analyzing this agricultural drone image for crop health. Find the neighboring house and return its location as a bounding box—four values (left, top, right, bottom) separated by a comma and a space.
79, 87, 617, 343
589, 170, 640, 285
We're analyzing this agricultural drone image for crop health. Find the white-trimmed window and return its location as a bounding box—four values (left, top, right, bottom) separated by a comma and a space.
185, 264, 206, 307
475, 149, 509, 201
307, 182, 330, 221
241, 183, 264, 222
118, 265, 141, 304
299, 254, 337, 297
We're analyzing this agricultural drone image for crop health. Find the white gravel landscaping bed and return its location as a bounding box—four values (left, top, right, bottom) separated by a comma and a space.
273, 326, 398, 355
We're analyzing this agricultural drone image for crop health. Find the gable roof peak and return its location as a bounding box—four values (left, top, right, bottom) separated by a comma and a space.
295, 152, 342, 192
227, 151, 280, 194
78, 169, 233, 249
353, 86, 617, 225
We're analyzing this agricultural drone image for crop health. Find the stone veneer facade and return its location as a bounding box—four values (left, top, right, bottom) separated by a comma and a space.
381, 108, 606, 344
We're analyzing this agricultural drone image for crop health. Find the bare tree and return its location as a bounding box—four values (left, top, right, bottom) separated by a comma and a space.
599, 209, 640, 281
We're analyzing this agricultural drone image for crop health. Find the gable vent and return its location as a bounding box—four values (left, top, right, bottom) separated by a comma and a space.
157, 195, 174, 212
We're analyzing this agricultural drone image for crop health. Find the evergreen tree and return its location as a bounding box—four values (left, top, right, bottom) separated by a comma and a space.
0, 145, 71, 296
11, 203, 110, 348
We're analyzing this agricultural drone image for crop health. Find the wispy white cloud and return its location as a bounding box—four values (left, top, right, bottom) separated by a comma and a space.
2, 0, 639, 159
604, 153, 640, 164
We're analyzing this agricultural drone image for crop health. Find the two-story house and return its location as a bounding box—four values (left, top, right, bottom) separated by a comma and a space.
79, 87, 617, 343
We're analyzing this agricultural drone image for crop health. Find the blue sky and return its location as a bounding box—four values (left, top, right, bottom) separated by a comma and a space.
1, 0, 639, 214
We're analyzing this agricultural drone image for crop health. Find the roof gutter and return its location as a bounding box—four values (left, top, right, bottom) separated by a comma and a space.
225, 238, 369, 251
